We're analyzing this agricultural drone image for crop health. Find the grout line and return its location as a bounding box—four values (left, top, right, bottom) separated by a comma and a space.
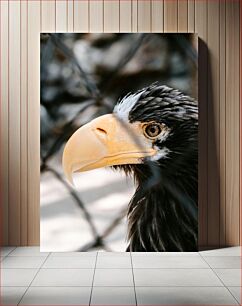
89, 251, 98, 306
3, 247, 17, 257
17, 252, 51, 306
1, 267, 241, 270
198, 253, 239, 305
130, 252, 137, 306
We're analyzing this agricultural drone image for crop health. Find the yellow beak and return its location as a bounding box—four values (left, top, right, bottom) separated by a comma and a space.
62, 114, 156, 184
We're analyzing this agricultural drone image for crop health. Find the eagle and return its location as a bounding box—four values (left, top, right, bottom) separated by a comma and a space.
62, 84, 198, 252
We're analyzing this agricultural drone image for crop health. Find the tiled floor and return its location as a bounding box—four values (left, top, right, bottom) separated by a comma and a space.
0, 246, 241, 305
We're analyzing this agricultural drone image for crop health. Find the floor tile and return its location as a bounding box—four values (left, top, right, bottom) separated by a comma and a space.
50, 252, 96, 257
1, 256, 46, 269
91, 287, 136, 305
1, 269, 38, 286
31, 268, 94, 286
93, 269, 134, 286
96, 256, 131, 268
1, 287, 27, 305
42, 256, 96, 268
136, 287, 238, 305
19, 286, 91, 305
132, 256, 209, 269
0, 247, 16, 257
9, 247, 49, 257
200, 247, 240, 257
131, 252, 199, 256
214, 269, 241, 286
203, 256, 241, 268
228, 287, 241, 304
134, 268, 223, 286
98, 252, 130, 257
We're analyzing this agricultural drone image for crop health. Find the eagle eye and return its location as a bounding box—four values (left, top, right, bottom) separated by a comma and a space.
143, 123, 162, 139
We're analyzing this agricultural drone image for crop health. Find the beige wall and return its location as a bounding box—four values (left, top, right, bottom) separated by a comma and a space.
0, 0, 240, 247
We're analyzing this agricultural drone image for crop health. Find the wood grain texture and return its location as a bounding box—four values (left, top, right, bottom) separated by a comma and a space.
0, 0, 241, 247
20, 0, 28, 245
151, 0, 163, 32
27, 1, 40, 245
74, 0, 88, 32
56, 0, 67, 32
67, 0, 74, 32
90, 0, 103, 32
188, 0, 195, 33
164, 0, 178, 32
120, 0, 132, 32
207, 0, 220, 246
104, 0, 119, 32
0, 0, 9, 245
41, 0, 56, 32
225, 0, 240, 246
9, 0, 21, 245
178, 0, 188, 32
138, 0, 151, 32
195, 0, 208, 247
219, 0, 226, 246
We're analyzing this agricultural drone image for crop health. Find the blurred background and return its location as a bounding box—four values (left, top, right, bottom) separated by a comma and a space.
40, 33, 197, 252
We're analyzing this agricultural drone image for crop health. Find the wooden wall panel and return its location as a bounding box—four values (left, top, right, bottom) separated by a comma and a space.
20, 0, 28, 245
56, 0, 67, 32
120, 1, 132, 32
9, 0, 21, 245
27, 1, 40, 245
0, 0, 240, 247
138, 1, 151, 32
207, 0, 220, 246
219, 0, 226, 246
195, 0, 208, 247
104, 1, 119, 32
0, 0, 9, 245
74, 0, 89, 32
151, 0, 164, 33
164, 0, 178, 32
67, 0, 74, 32
188, 0, 195, 32
225, 0, 240, 246
178, 0, 188, 32
90, 1, 103, 32
41, 1, 56, 32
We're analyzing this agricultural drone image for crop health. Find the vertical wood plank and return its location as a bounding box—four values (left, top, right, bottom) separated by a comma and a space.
41, 0, 56, 32
56, 0, 67, 32
195, 0, 208, 247
90, 0, 103, 32
120, 0, 132, 32
74, 0, 89, 32
28, 0, 40, 245
9, 0, 21, 245
0, 0, 9, 245
132, 0, 138, 32
138, 0, 151, 32
219, 0, 226, 246
164, 0, 178, 32
151, 0, 164, 32
207, 0, 220, 246
20, 0, 28, 245
104, 0, 119, 32
225, 0, 240, 246
178, 0, 188, 32
188, 0, 195, 33
67, 0, 74, 32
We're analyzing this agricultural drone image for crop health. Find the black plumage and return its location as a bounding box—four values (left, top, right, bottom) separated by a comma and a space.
113, 84, 198, 252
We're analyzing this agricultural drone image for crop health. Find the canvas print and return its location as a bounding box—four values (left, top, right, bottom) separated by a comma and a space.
41, 33, 198, 252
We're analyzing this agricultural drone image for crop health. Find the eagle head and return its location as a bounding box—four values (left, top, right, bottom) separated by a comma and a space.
63, 84, 198, 183
62, 84, 198, 251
